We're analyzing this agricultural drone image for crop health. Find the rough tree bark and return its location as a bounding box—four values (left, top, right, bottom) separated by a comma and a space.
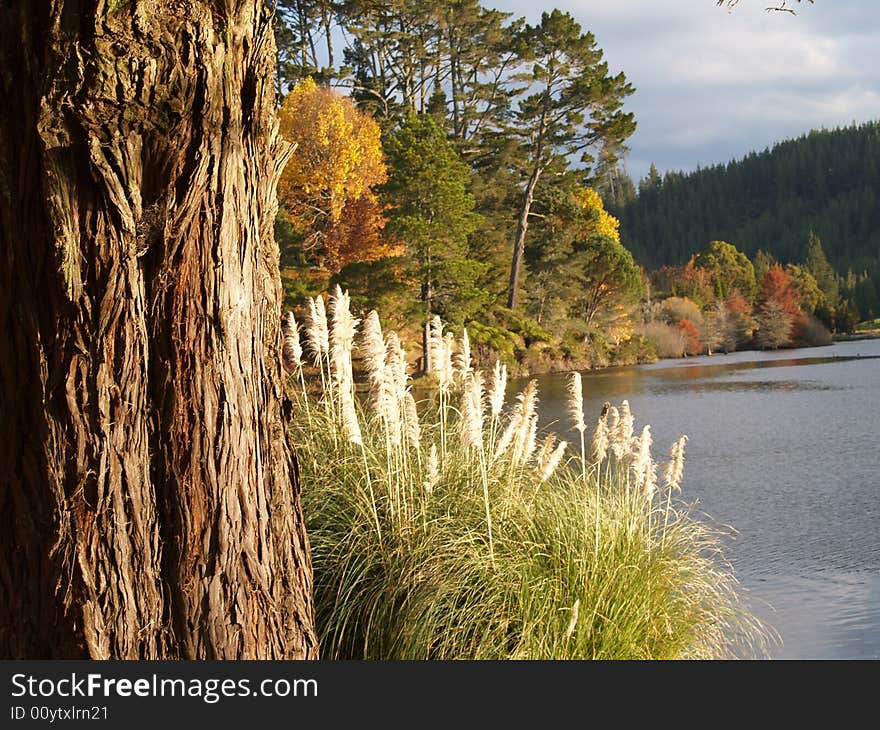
0, 0, 318, 659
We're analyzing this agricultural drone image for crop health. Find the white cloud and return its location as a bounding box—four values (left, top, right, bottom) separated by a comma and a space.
491, 0, 880, 180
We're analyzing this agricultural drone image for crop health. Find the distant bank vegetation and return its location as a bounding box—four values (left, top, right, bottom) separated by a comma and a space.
271, 6, 875, 376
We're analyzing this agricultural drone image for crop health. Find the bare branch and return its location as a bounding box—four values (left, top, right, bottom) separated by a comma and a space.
719, 0, 814, 13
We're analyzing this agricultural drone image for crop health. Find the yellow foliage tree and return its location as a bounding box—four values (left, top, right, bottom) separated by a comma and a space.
278, 78, 394, 274
575, 187, 621, 243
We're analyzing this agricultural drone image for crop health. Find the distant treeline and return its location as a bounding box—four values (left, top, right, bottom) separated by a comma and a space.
610, 121, 880, 319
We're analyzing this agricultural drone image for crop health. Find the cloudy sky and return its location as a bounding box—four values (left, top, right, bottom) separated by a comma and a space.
493, 0, 880, 182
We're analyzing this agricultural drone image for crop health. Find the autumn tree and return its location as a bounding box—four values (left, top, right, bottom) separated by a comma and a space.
692, 240, 757, 302
576, 187, 622, 241
504, 9, 635, 310
755, 301, 794, 349
785, 263, 822, 314
678, 319, 703, 356
661, 297, 704, 327
278, 77, 392, 277
650, 263, 714, 306
0, 1, 317, 658
701, 301, 738, 354
725, 289, 757, 346
759, 264, 801, 316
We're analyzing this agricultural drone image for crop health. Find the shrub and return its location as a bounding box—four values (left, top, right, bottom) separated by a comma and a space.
797, 316, 832, 347
286, 289, 772, 659
661, 296, 703, 326
611, 334, 658, 365
637, 321, 687, 359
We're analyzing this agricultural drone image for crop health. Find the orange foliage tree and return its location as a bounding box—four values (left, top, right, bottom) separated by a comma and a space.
278, 77, 397, 275
651, 263, 715, 306
759, 264, 801, 317
760, 263, 807, 340
677, 319, 703, 356
725, 289, 753, 315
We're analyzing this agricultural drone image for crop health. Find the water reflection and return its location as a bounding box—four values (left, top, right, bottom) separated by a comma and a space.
524, 339, 880, 659
649, 380, 845, 394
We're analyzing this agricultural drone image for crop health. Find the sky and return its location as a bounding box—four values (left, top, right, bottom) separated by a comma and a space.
492, 0, 880, 182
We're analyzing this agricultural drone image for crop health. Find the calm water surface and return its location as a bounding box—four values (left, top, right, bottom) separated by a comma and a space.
526, 338, 880, 659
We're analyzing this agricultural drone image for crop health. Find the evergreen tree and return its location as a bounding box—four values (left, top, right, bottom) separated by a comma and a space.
613, 121, 880, 305
383, 113, 484, 371
753, 249, 776, 286
785, 263, 822, 315
692, 240, 757, 302
504, 9, 635, 310
804, 230, 840, 308
639, 163, 662, 197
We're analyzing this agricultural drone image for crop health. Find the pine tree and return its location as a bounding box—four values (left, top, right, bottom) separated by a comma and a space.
382, 113, 484, 371
504, 9, 635, 310
753, 249, 776, 286
804, 231, 840, 308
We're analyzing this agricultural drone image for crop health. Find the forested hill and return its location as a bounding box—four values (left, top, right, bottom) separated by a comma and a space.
613, 121, 880, 280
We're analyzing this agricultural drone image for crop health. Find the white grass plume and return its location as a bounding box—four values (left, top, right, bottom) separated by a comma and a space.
404, 392, 421, 452
522, 413, 539, 465
360, 310, 386, 390
428, 316, 447, 386
306, 296, 329, 364
386, 332, 408, 397
313, 295, 330, 359
489, 360, 507, 419
493, 413, 517, 461
540, 440, 568, 482
340, 392, 363, 446
461, 371, 485, 450
442, 332, 455, 391
567, 372, 586, 433
591, 417, 610, 464
663, 435, 688, 493
510, 380, 539, 466
424, 443, 439, 495
631, 425, 653, 492
536, 433, 557, 468
564, 599, 580, 641
282, 311, 303, 374
329, 285, 359, 391
618, 400, 634, 454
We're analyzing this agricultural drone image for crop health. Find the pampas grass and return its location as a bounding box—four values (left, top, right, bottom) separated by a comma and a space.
282, 311, 303, 375
282, 311, 311, 427
286, 299, 772, 660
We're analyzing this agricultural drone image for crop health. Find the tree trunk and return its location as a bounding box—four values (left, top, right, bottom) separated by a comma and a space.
422, 278, 432, 375
0, 0, 318, 659
507, 165, 543, 310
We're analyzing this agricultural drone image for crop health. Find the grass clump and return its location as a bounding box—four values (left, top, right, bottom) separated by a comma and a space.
287, 287, 772, 659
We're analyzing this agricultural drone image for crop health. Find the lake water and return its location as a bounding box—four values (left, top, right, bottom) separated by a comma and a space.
526, 338, 880, 659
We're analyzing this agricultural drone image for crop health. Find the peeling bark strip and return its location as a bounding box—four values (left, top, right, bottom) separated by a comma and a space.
0, 1, 318, 658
